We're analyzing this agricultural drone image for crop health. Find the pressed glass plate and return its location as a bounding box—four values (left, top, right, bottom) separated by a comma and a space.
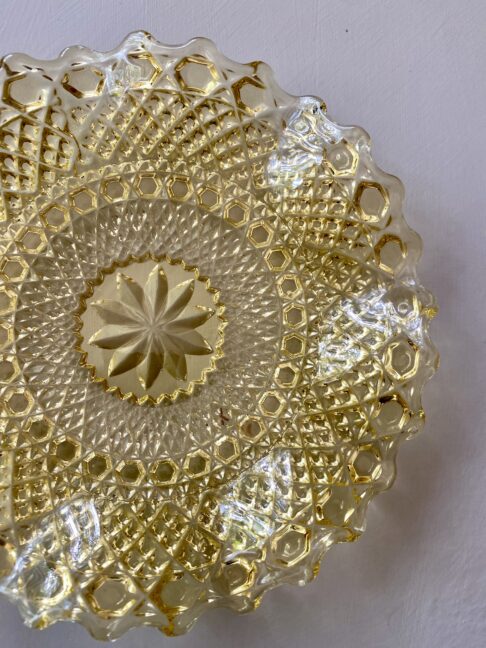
0, 32, 438, 639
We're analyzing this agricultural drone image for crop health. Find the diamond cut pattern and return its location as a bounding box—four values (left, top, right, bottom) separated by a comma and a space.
0, 34, 437, 639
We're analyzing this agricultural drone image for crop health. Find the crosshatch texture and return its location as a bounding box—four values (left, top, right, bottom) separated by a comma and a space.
0, 32, 437, 639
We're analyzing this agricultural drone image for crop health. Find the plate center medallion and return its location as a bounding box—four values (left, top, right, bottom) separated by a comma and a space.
77, 255, 225, 403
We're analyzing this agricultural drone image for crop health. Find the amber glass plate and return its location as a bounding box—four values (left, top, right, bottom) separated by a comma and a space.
0, 32, 437, 639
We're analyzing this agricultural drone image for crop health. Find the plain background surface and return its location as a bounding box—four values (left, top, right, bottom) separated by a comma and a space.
0, 1, 485, 646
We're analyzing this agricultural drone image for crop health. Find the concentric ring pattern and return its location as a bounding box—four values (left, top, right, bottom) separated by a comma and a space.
0, 33, 437, 639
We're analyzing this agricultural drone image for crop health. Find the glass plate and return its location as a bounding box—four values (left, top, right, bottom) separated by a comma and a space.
0, 32, 438, 639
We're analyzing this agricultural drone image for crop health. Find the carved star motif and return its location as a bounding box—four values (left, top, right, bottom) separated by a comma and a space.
88, 264, 215, 388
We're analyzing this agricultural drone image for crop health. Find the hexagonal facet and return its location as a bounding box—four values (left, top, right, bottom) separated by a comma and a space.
18, 228, 47, 253
283, 333, 305, 357
279, 276, 302, 301
327, 141, 358, 176
55, 436, 79, 462
240, 417, 265, 440
127, 52, 163, 88
62, 67, 105, 98
4, 74, 48, 110
216, 437, 239, 463
0, 256, 28, 282
41, 205, 69, 232
102, 177, 129, 203
233, 77, 267, 114
349, 446, 383, 484
5, 389, 33, 416
185, 451, 209, 477
385, 338, 419, 381
375, 235, 406, 273
355, 182, 389, 223
248, 222, 273, 248
152, 459, 178, 485
259, 391, 284, 417
275, 362, 299, 388
27, 416, 53, 440
70, 188, 96, 213
87, 575, 137, 618
135, 173, 161, 197
175, 56, 218, 93
197, 186, 221, 211
85, 453, 111, 479
213, 558, 256, 596
386, 286, 421, 320
375, 395, 410, 433
283, 304, 306, 328
224, 200, 249, 227
117, 460, 144, 484
265, 248, 291, 272
271, 525, 311, 567
167, 176, 192, 201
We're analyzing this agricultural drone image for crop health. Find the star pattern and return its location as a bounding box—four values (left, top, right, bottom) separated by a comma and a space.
89, 265, 215, 388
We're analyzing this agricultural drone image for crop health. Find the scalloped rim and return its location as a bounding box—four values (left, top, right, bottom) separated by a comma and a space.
0, 31, 438, 640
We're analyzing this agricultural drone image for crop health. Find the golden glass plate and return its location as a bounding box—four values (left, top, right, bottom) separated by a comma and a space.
0, 32, 438, 639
